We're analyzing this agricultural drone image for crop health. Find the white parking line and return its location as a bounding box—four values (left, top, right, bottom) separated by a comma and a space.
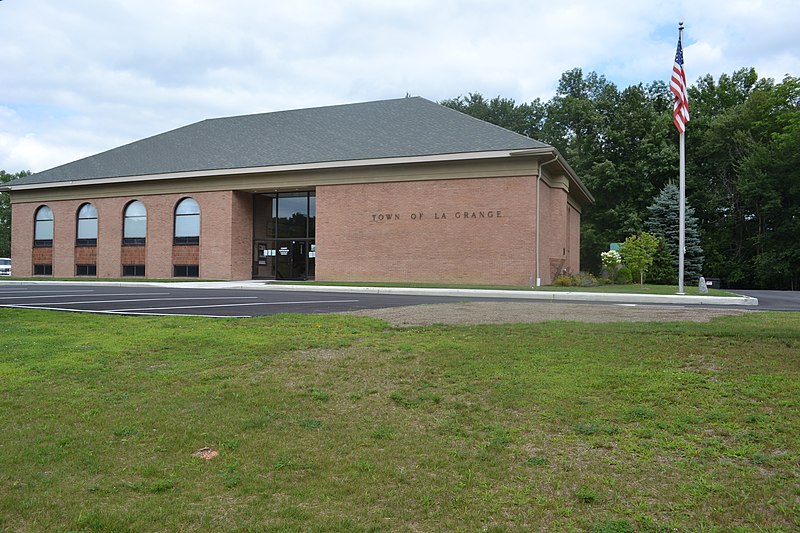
13, 296, 258, 305
0, 289, 96, 294
0, 292, 171, 300
109, 299, 360, 312
1, 304, 251, 318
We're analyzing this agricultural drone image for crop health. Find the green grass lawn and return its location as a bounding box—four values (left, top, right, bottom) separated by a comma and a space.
1, 310, 797, 531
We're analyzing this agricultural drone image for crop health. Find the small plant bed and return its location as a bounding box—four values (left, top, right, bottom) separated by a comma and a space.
1, 309, 797, 530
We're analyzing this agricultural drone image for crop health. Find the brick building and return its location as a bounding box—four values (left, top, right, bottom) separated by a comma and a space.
2, 97, 593, 285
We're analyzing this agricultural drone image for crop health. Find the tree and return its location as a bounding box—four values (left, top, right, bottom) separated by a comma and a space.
0, 170, 31, 258
687, 72, 800, 288
619, 232, 660, 285
542, 71, 677, 274
443, 67, 799, 289
440, 93, 547, 140
646, 183, 704, 283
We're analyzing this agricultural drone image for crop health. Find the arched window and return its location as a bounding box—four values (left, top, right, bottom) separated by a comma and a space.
174, 197, 200, 245
123, 200, 147, 245
76, 203, 98, 246
34, 205, 54, 247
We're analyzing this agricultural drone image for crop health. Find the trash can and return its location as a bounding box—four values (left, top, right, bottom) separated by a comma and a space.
704, 277, 721, 289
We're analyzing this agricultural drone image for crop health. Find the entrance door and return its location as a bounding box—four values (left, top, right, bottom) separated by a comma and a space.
276, 240, 307, 280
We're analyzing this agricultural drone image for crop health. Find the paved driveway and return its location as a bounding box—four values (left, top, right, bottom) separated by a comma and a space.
730, 289, 800, 311
0, 283, 476, 318
0, 282, 791, 318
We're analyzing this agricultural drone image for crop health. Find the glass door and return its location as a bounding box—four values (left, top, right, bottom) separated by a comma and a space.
276, 240, 308, 280
253, 191, 315, 279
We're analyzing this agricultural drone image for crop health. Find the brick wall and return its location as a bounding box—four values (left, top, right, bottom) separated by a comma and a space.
10, 176, 580, 284
568, 203, 582, 274
12, 204, 34, 276
541, 184, 569, 280
316, 176, 541, 285
10, 191, 250, 279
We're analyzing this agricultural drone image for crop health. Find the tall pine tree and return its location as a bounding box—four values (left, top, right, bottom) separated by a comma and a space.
646, 183, 704, 283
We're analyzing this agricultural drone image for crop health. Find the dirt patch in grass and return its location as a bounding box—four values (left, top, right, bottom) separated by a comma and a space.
346, 301, 749, 326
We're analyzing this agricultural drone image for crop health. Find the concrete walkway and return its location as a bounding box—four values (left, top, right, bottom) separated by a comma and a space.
2, 279, 758, 306
224, 282, 759, 306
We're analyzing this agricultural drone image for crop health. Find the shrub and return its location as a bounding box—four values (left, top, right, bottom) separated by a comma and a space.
616, 266, 633, 284
600, 250, 622, 280
553, 273, 575, 287
553, 271, 602, 287
576, 272, 600, 287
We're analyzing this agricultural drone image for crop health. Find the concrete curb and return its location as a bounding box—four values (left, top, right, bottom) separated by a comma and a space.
253, 284, 759, 306
0, 279, 759, 306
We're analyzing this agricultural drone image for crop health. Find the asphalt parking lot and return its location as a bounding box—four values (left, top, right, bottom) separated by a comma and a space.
0, 282, 793, 318
0, 283, 476, 318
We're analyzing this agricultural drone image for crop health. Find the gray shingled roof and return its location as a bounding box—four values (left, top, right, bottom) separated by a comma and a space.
10, 97, 551, 187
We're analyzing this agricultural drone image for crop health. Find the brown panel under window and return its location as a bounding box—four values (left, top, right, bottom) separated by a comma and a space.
121, 245, 146, 265
33, 247, 53, 265
172, 244, 199, 265
75, 246, 98, 264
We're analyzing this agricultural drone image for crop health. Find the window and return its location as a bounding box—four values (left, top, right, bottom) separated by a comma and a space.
122, 264, 145, 277
75, 264, 97, 276
33, 264, 53, 276
34, 205, 54, 247
76, 203, 98, 246
174, 197, 200, 245
264, 192, 316, 239
173, 264, 199, 277
123, 200, 147, 245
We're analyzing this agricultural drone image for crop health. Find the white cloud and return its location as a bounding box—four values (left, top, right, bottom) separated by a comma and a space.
0, 0, 798, 173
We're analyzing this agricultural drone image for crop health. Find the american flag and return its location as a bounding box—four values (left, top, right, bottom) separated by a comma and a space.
670, 35, 690, 133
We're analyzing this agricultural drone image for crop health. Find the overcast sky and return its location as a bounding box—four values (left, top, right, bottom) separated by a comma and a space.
1, 0, 798, 174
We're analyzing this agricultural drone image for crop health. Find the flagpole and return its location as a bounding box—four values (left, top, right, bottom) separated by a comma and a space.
677, 21, 686, 295
678, 126, 686, 294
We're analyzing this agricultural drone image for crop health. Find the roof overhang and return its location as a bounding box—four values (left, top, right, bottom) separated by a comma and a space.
510, 147, 594, 205
2, 147, 594, 207
1, 149, 549, 193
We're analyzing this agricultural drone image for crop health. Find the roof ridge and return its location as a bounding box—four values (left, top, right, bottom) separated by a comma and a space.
202, 96, 427, 123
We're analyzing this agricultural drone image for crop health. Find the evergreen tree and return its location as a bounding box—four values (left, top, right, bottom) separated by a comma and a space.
646, 183, 704, 283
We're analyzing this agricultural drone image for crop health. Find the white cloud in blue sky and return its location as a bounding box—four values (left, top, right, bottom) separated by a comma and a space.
1, 0, 798, 173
